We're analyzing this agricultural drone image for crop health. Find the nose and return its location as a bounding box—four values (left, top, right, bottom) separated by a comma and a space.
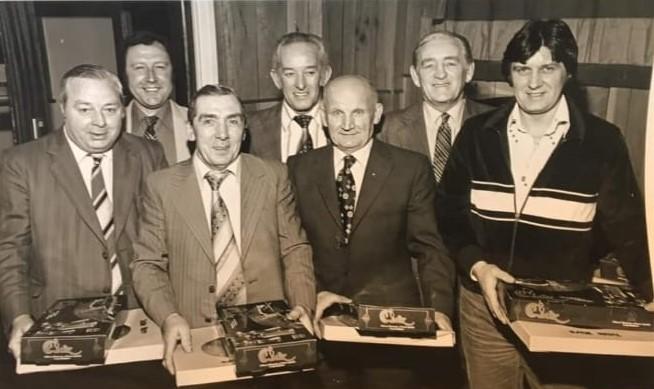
214, 121, 229, 139
528, 70, 542, 89
146, 67, 156, 83
92, 111, 106, 127
343, 114, 355, 131
296, 74, 306, 90
434, 62, 447, 79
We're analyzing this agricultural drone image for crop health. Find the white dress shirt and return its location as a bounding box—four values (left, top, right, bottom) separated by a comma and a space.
332, 139, 374, 209
193, 154, 242, 254
508, 96, 571, 213
280, 101, 328, 163
422, 98, 466, 162
64, 127, 114, 202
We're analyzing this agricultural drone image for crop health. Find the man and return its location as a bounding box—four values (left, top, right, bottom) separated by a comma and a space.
247, 32, 332, 162
380, 31, 491, 183
0, 64, 166, 359
437, 20, 654, 389
131, 84, 316, 374
288, 75, 454, 332
124, 31, 192, 164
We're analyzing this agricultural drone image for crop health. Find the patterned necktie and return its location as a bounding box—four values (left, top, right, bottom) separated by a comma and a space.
90, 155, 122, 295
293, 114, 314, 154
143, 116, 159, 141
205, 170, 246, 307
336, 155, 356, 245
432, 112, 452, 182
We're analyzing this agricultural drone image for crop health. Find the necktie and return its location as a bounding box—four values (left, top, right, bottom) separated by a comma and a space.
205, 170, 246, 307
432, 112, 452, 182
293, 114, 313, 154
90, 156, 122, 295
336, 155, 356, 245
143, 116, 159, 141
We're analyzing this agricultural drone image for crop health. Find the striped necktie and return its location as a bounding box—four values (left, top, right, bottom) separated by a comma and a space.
205, 170, 246, 307
293, 114, 314, 154
143, 116, 159, 141
432, 112, 452, 182
90, 155, 122, 295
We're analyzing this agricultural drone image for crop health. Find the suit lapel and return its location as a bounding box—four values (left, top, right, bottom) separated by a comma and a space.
351, 141, 392, 233
48, 131, 106, 244
405, 104, 430, 156
240, 155, 266, 261
172, 161, 213, 263
315, 147, 341, 228
112, 137, 139, 239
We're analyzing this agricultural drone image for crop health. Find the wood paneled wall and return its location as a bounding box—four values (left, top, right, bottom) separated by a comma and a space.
212, 0, 653, 187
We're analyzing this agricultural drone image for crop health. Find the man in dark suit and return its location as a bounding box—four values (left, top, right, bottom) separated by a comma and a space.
288, 75, 454, 331
247, 32, 332, 162
379, 31, 492, 183
131, 84, 316, 374
0, 64, 167, 359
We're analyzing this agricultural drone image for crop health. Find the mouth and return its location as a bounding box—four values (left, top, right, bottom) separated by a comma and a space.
526, 91, 546, 98
142, 86, 161, 93
293, 91, 309, 98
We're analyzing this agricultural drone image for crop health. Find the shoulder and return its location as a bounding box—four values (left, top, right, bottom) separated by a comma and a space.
119, 133, 165, 162
170, 100, 188, 115
376, 140, 429, 167
241, 152, 286, 177
247, 104, 281, 122
2, 132, 57, 168
384, 104, 422, 128
464, 99, 495, 117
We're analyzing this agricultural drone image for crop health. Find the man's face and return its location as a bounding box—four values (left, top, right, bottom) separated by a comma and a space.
511, 46, 569, 116
410, 35, 473, 112
271, 42, 332, 113
61, 77, 124, 154
192, 94, 245, 170
322, 79, 383, 154
125, 42, 173, 110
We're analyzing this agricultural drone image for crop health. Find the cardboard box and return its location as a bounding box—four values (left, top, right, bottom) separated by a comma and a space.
21, 296, 124, 365
510, 320, 654, 357
504, 279, 654, 331
320, 315, 455, 347
218, 301, 317, 376
357, 304, 436, 336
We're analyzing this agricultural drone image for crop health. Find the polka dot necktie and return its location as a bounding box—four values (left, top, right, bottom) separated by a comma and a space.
336, 155, 356, 245
293, 114, 314, 154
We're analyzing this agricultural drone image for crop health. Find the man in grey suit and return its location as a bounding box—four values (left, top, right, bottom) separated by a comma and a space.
132, 84, 316, 374
246, 32, 332, 162
0, 64, 167, 359
379, 31, 491, 183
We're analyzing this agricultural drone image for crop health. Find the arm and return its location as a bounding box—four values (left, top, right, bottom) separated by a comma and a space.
406, 156, 455, 320
275, 164, 317, 318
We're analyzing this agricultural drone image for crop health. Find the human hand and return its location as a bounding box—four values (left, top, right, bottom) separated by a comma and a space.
313, 291, 352, 338
161, 313, 191, 375
433, 311, 452, 331
8, 314, 33, 360
287, 305, 313, 334
472, 261, 515, 324
644, 301, 654, 312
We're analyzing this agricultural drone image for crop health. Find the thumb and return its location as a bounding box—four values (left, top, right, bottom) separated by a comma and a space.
495, 269, 516, 284
180, 328, 192, 353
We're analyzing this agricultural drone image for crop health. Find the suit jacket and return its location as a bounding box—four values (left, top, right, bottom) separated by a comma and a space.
378, 99, 493, 157
245, 103, 283, 161
288, 141, 454, 317
126, 99, 192, 163
131, 154, 316, 328
0, 130, 167, 332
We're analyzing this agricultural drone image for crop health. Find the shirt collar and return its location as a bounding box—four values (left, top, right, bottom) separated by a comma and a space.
423, 98, 466, 130
281, 100, 322, 131
333, 138, 374, 168
193, 152, 242, 183
63, 126, 114, 163
509, 95, 570, 138
133, 100, 172, 124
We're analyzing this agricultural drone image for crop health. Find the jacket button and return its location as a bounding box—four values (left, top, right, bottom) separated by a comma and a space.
103, 287, 110, 294
102, 251, 109, 260
205, 318, 212, 323
208, 285, 216, 293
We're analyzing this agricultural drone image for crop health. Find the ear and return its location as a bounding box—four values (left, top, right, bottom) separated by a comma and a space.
409, 65, 421, 88
320, 65, 333, 86
59, 103, 65, 117
270, 68, 282, 90
320, 104, 328, 125
373, 102, 384, 125
186, 121, 196, 141
465, 61, 475, 83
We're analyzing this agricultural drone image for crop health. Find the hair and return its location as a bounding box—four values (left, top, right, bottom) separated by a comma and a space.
271, 32, 330, 70
59, 64, 123, 105
124, 31, 171, 58
412, 30, 473, 67
324, 75, 379, 108
187, 84, 243, 123
501, 19, 578, 84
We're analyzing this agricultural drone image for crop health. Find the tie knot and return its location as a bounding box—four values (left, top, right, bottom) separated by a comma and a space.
205, 170, 230, 191
441, 112, 450, 124
343, 155, 356, 169
293, 114, 312, 129
144, 116, 159, 127
89, 154, 104, 167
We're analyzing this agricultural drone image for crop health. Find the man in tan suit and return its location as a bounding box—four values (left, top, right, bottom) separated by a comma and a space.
132, 84, 316, 374
0, 64, 166, 359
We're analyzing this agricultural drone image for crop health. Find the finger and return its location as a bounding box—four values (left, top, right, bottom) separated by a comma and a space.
299, 314, 314, 335
286, 307, 301, 321
644, 301, 654, 312
495, 269, 516, 284
164, 350, 175, 375
179, 328, 192, 353
486, 286, 507, 324
313, 318, 323, 339
8, 339, 20, 359
163, 331, 178, 374
433, 315, 452, 331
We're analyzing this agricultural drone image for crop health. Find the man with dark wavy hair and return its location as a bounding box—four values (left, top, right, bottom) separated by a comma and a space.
438, 19, 653, 389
